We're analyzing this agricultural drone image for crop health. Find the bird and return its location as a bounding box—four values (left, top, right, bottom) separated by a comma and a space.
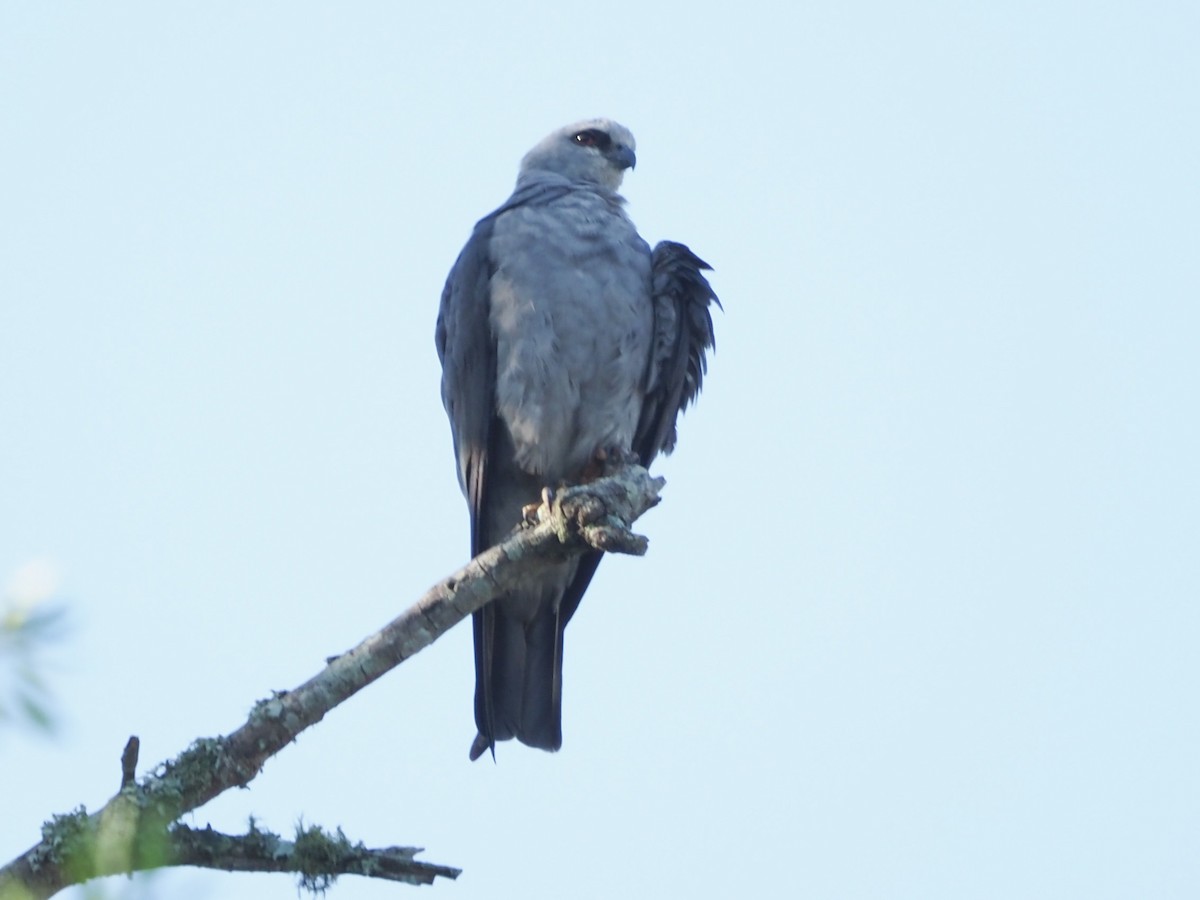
435, 118, 718, 761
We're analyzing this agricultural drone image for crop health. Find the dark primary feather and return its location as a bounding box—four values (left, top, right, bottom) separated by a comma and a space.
633, 241, 720, 464
437, 221, 506, 760
436, 221, 498, 559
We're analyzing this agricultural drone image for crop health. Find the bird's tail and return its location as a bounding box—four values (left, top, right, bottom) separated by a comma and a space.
470, 604, 563, 760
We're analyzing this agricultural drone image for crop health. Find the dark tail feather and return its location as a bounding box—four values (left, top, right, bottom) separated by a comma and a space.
518, 609, 562, 751
471, 607, 562, 760
470, 606, 499, 761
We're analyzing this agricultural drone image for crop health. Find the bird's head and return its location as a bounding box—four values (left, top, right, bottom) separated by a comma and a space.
518, 118, 637, 192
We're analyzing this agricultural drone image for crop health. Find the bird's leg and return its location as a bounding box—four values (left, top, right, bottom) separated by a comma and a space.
579, 445, 640, 482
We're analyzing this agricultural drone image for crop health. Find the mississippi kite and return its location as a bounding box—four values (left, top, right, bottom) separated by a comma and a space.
435, 118, 718, 760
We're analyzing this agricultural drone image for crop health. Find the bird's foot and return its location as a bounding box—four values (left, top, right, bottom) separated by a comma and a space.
521, 486, 556, 526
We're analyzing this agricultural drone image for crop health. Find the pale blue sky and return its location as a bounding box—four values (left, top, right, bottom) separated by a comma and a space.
2, 3, 1198, 898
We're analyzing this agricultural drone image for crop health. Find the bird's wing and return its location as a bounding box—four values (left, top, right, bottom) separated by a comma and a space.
437, 214, 505, 760
633, 240, 720, 465
435, 220, 496, 559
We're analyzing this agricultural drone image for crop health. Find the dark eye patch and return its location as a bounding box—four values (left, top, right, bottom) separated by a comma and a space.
572, 129, 612, 151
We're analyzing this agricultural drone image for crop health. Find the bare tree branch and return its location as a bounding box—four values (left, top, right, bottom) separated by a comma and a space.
0, 463, 665, 898
170, 822, 461, 889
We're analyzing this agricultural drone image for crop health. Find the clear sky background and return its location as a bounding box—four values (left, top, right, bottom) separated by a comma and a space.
2, 2, 1198, 898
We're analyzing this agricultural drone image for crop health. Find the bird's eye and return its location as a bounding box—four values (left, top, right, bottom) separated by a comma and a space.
573, 129, 612, 150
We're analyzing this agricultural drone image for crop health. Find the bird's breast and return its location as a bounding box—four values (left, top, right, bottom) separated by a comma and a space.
487, 196, 653, 481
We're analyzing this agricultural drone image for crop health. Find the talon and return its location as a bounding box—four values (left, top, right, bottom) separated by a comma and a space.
522, 486, 557, 525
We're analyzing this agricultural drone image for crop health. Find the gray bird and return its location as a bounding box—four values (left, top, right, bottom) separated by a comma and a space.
435, 118, 718, 760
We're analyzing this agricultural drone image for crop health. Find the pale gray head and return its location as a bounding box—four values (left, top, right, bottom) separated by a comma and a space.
518, 118, 637, 192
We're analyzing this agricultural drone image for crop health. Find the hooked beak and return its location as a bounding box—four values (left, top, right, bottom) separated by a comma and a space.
611, 145, 636, 171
